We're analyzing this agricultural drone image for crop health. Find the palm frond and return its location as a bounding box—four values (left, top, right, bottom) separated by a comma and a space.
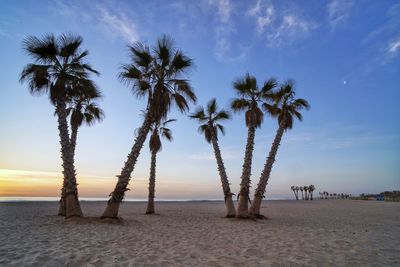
170, 50, 192, 73
216, 124, 225, 136
22, 34, 58, 64
207, 98, 218, 115
230, 98, 250, 112
213, 110, 231, 121
129, 42, 152, 68
58, 33, 83, 58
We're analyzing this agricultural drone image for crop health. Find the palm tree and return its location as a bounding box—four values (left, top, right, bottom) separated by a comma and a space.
146, 118, 175, 214
309, 185, 315, 200
231, 73, 277, 218
304, 186, 309, 200
58, 89, 104, 216
300, 187, 304, 200
102, 35, 196, 218
20, 33, 99, 218
249, 80, 310, 218
291, 186, 299, 200
190, 99, 236, 217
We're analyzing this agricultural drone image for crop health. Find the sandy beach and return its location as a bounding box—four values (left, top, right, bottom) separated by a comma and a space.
0, 200, 399, 266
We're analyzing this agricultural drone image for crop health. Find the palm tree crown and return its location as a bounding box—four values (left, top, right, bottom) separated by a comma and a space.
189, 98, 231, 143
20, 33, 99, 103
119, 35, 196, 122
68, 89, 104, 128
268, 80, 310, 130
231, 73, 277, 128
149, 118, 176, 153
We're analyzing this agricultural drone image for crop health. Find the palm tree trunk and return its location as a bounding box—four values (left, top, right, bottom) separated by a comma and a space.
101, 112, 152, 218
70, 125, 79, 159
210, 126, 236, 217
146, 151, 157, 214
58, 125, 79, 216
237, 125, 256, 218
249, 123, 285, 217
292, 190, 298, 200
310, 191, 313, 200
55, 100, 83, 218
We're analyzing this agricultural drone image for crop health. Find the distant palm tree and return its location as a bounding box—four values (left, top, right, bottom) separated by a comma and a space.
231, 73, 276, 218
300, 187, 304, 200
146, 118, 175, 214
190, 99, 236, 217
249, 80, 310, 218
304, 186, 309, 200
20, 33, 99, 218
291, 186, 299, 200
309, 185, 315, 200
58, 89, 104, 216
102, 35, 196, 218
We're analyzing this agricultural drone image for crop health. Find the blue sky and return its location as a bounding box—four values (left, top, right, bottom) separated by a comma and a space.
0, 0, 399, 199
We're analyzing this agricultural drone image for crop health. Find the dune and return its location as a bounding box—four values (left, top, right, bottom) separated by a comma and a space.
0, 200, 399, 266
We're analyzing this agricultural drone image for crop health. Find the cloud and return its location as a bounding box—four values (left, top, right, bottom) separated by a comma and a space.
327, 0, 355, 30
246, 0, 274, 33
97, 7, 139, 43
247, 1, 315, 47
52, 1, 139, 44
362, 3, 400, 64
217, 0, 232, 23
202, 0, 250, 62
387, 38, 400, 54
267, 15, 313, 45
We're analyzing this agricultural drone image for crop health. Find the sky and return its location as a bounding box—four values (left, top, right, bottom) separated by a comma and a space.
0, 0, 399, 200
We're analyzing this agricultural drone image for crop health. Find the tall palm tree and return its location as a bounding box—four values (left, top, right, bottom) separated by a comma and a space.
146, 118, 175, 214
231, 73, 276, 218
20, 33, 99, 218
58, 89, 104, 216
300, 187, 304, 200
190, 98, 236, 217
249, 80, 310, 218
102, 35, 196, 218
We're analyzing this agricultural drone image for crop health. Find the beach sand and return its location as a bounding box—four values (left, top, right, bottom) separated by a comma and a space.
0, 200, 399, 266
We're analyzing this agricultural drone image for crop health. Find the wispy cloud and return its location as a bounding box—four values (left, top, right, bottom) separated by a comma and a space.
246, 0, 274, 33
52, 1, 139, 43
388, 39, 400, 54
247, 0, 315, 47
202, 0, 250, 62
327, 0, 355, 30
362, 3, 400, 64
97, 7, 139, 43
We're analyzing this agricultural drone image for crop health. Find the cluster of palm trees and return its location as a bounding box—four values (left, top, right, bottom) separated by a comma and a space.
20, 33, 309, 220
290, 185, 315, 200
319, 192, 351, 199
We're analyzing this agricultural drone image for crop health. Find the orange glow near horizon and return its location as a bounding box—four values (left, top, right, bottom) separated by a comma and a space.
0, 169, 219, 199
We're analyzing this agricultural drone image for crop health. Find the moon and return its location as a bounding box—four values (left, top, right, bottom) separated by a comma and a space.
343, 80, 347, 85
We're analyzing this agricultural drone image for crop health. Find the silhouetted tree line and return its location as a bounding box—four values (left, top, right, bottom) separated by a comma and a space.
291, 185, 315, 200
